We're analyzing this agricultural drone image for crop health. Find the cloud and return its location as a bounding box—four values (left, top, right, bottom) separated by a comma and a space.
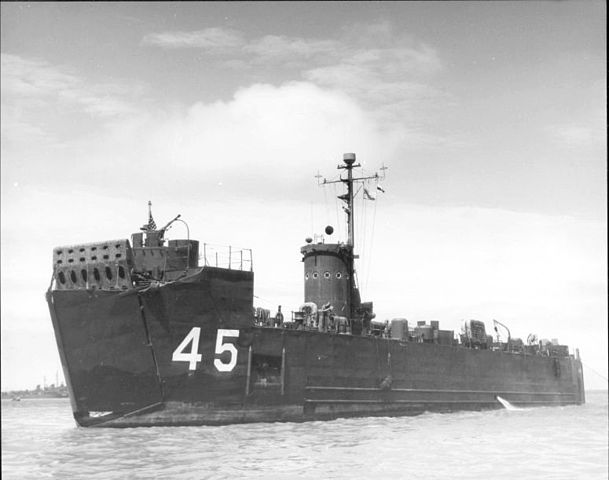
140, 23, 446, 127
65, 81, 403, 197
244, 35, 338, 61
1, 53, 80, 97
546, 123, 606, 148
141, 27, 245, 50
1, 53, 143, 146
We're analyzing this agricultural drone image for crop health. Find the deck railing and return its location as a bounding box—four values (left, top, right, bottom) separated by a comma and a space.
201, 243, 253, 272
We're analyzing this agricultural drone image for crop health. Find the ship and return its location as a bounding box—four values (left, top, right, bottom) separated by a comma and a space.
46, 153, 585, 427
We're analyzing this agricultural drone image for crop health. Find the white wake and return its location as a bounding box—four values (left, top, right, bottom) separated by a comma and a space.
496, 396, 522, 411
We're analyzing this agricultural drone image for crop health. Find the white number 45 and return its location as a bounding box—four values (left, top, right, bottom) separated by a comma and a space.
172, 328, 240, 372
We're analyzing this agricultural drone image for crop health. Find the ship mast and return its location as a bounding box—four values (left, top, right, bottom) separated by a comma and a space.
321, 153, 382, 252
342, 153, 356, 246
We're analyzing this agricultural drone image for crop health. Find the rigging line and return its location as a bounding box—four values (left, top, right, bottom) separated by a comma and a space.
365, 190, 378, 293
582, 361, 609, 382
253, 294, 280, 307
310, 172, 316, 236
333, 182, 341, 239
323, 179, 330, 228
310, 200, 314, 236
359, 184, 367, 279
360, 192, 367, 290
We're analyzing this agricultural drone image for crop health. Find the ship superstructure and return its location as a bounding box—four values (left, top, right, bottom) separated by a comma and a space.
47, 153, 585, 427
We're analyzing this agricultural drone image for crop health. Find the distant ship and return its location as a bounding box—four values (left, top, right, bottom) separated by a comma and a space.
47, 153, 585, 427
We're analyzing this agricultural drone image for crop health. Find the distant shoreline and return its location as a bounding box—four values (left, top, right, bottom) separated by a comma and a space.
1, 385, 69, 400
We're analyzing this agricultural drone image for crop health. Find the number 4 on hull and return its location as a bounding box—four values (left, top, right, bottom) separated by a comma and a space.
172, 327, 202, 370
172, 327, 240, 372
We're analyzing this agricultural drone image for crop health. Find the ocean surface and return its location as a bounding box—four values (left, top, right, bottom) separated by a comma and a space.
2, 392, 607, 480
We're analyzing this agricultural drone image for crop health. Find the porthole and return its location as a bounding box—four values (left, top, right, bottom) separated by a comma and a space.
324, 271, 331, 279
305, 273, 309, 280
105, 266, 113, 280
336, 272, 342, 279
312, 272, 319, 279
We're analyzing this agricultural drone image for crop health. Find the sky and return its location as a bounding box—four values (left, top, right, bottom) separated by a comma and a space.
1, 1, 606, 391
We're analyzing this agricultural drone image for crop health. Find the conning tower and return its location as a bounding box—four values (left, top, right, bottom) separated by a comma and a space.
301, 241, 355, 317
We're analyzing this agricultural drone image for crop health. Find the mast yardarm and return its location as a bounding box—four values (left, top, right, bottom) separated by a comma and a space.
318, 153, 385, 251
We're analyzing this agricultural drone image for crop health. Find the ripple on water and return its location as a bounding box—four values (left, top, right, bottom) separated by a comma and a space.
2, 393, 607, 480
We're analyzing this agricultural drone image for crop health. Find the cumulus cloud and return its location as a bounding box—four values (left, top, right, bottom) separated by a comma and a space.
64, 81, 403, 200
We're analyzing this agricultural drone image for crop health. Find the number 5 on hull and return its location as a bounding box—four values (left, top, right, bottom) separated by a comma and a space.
214, 329, 239, 372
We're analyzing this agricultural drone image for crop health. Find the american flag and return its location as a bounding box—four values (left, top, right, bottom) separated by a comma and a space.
141, 201, 157, 231
147, 212, 157, 231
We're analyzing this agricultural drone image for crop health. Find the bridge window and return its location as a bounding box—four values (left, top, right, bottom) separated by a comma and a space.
105, 266, 113, 280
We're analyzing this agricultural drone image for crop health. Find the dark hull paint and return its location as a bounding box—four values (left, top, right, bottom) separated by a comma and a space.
48, 267, 585, 427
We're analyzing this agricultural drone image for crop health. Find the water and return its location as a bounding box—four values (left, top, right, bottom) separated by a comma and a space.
2, 392, 607, 479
